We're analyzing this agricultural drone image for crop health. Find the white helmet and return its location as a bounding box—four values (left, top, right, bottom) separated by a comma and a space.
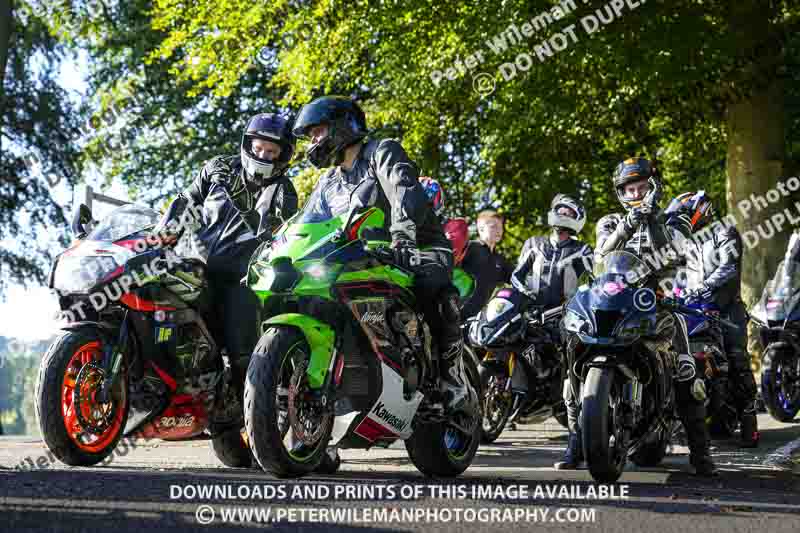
547, 194, 586, 234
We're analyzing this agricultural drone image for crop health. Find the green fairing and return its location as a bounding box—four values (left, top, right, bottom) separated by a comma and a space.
453, 268, 474, 300
337, 265, 414, 290
263, 313, 336, 389
248, 207, 421, 388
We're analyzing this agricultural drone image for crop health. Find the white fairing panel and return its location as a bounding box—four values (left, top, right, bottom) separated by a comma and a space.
353, 363, 424, 441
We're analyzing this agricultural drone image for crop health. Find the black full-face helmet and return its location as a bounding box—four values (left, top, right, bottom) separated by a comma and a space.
612, 157, 661, 211
292, 96, 368, 168
241, 113, 296, 187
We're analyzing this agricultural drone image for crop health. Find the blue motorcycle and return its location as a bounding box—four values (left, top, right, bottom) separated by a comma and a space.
563, 251, 680, 482
677, 296, 739, 437
750, 259, 800, 422
563, 251, 735, 482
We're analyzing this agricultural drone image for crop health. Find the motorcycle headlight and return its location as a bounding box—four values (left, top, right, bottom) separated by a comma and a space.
53, 254, 120, 294
303, 263, 330, 280
564, 309, 592, 335
485, 298, 514, 322
252, 263, 276, 288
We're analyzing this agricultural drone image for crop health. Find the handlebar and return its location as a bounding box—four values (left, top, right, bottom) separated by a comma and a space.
661, 297, 740, 330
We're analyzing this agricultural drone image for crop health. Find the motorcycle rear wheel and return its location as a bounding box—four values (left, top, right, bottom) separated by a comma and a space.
405, 352, 481, 477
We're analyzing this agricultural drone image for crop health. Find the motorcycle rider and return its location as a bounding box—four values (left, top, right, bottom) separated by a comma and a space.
291, 95, 468, 412
461, 210, 515, 320
153, 113, 298, 420
509, 194, 593, 469
665, 191, 759, 447
594, 157, 717, 476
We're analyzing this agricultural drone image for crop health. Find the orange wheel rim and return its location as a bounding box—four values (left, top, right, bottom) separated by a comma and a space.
61, 341, 127, 453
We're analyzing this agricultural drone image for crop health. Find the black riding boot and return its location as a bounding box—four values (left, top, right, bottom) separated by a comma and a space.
679, 381, 718, 476
554, 430, 583, 470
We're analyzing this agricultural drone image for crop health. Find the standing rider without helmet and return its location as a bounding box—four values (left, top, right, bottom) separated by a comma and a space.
461, 210, 515, 320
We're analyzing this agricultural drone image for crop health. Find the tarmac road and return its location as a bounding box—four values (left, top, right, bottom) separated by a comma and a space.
1, 414, 799, 533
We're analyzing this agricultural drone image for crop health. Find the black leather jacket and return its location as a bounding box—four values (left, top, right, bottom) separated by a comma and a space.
511, 235, 594, 309
176, 155, 298, 280
305, 138, 451, 251
684, 223, 744, 308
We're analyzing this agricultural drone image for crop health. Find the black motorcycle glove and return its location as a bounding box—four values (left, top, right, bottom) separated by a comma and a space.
624, 206, 650, 232
208, 160, 255, 213
391, 239, 421, 270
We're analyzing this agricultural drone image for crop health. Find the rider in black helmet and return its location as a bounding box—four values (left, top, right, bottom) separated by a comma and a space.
293, 96, 468, 413
155, 113, 298, 420
595, 157, 717, 476
665, 190, 759, 447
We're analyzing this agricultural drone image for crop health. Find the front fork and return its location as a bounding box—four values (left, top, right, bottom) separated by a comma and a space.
97, 315, 129, 404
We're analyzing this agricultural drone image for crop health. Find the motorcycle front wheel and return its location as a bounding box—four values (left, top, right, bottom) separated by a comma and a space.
244, 326, 333, 478
581, 366, 628, 483
762, 347, 800, 423
478, 365, 514, 443
36, 329, 129, 466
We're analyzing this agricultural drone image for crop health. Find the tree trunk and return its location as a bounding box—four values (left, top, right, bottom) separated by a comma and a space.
725, 2, 790, 376
726, 81, 788, 306
0, 0, 13, 159
725, 2, 789, 307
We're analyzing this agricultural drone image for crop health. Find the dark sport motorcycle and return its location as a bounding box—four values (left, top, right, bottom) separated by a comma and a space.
563, 251, 680, 483
678, 296, 739, 437
467, 287, 567, 443
750, 259, 800, 422
243, 179, 482, 478
36, 203, 250, 467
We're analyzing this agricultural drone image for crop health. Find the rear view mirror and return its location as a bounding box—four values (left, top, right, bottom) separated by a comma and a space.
71, 204, 93, 239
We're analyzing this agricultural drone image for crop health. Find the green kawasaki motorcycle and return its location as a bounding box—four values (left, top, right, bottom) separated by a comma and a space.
243, 179, 481, 478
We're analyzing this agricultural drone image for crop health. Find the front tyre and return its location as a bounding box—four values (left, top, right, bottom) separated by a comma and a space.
35, 329, 129, 466
478, 369, 513, 443
244, 327, 333, 478
211, 429, 253, 468
581, 366, 627, 483
405, 353, 481, 477
761, 347, 800, 423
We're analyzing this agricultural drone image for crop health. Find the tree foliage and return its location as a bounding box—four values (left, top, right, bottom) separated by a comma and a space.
0, 2, 84, 289
147, 0, 799, 262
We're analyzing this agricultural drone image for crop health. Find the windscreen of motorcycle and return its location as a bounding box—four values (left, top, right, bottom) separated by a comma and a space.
469, 288, 526, 347
53, 205, 160, 294
752, 260, 800, 324
593, 250, 652, 285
